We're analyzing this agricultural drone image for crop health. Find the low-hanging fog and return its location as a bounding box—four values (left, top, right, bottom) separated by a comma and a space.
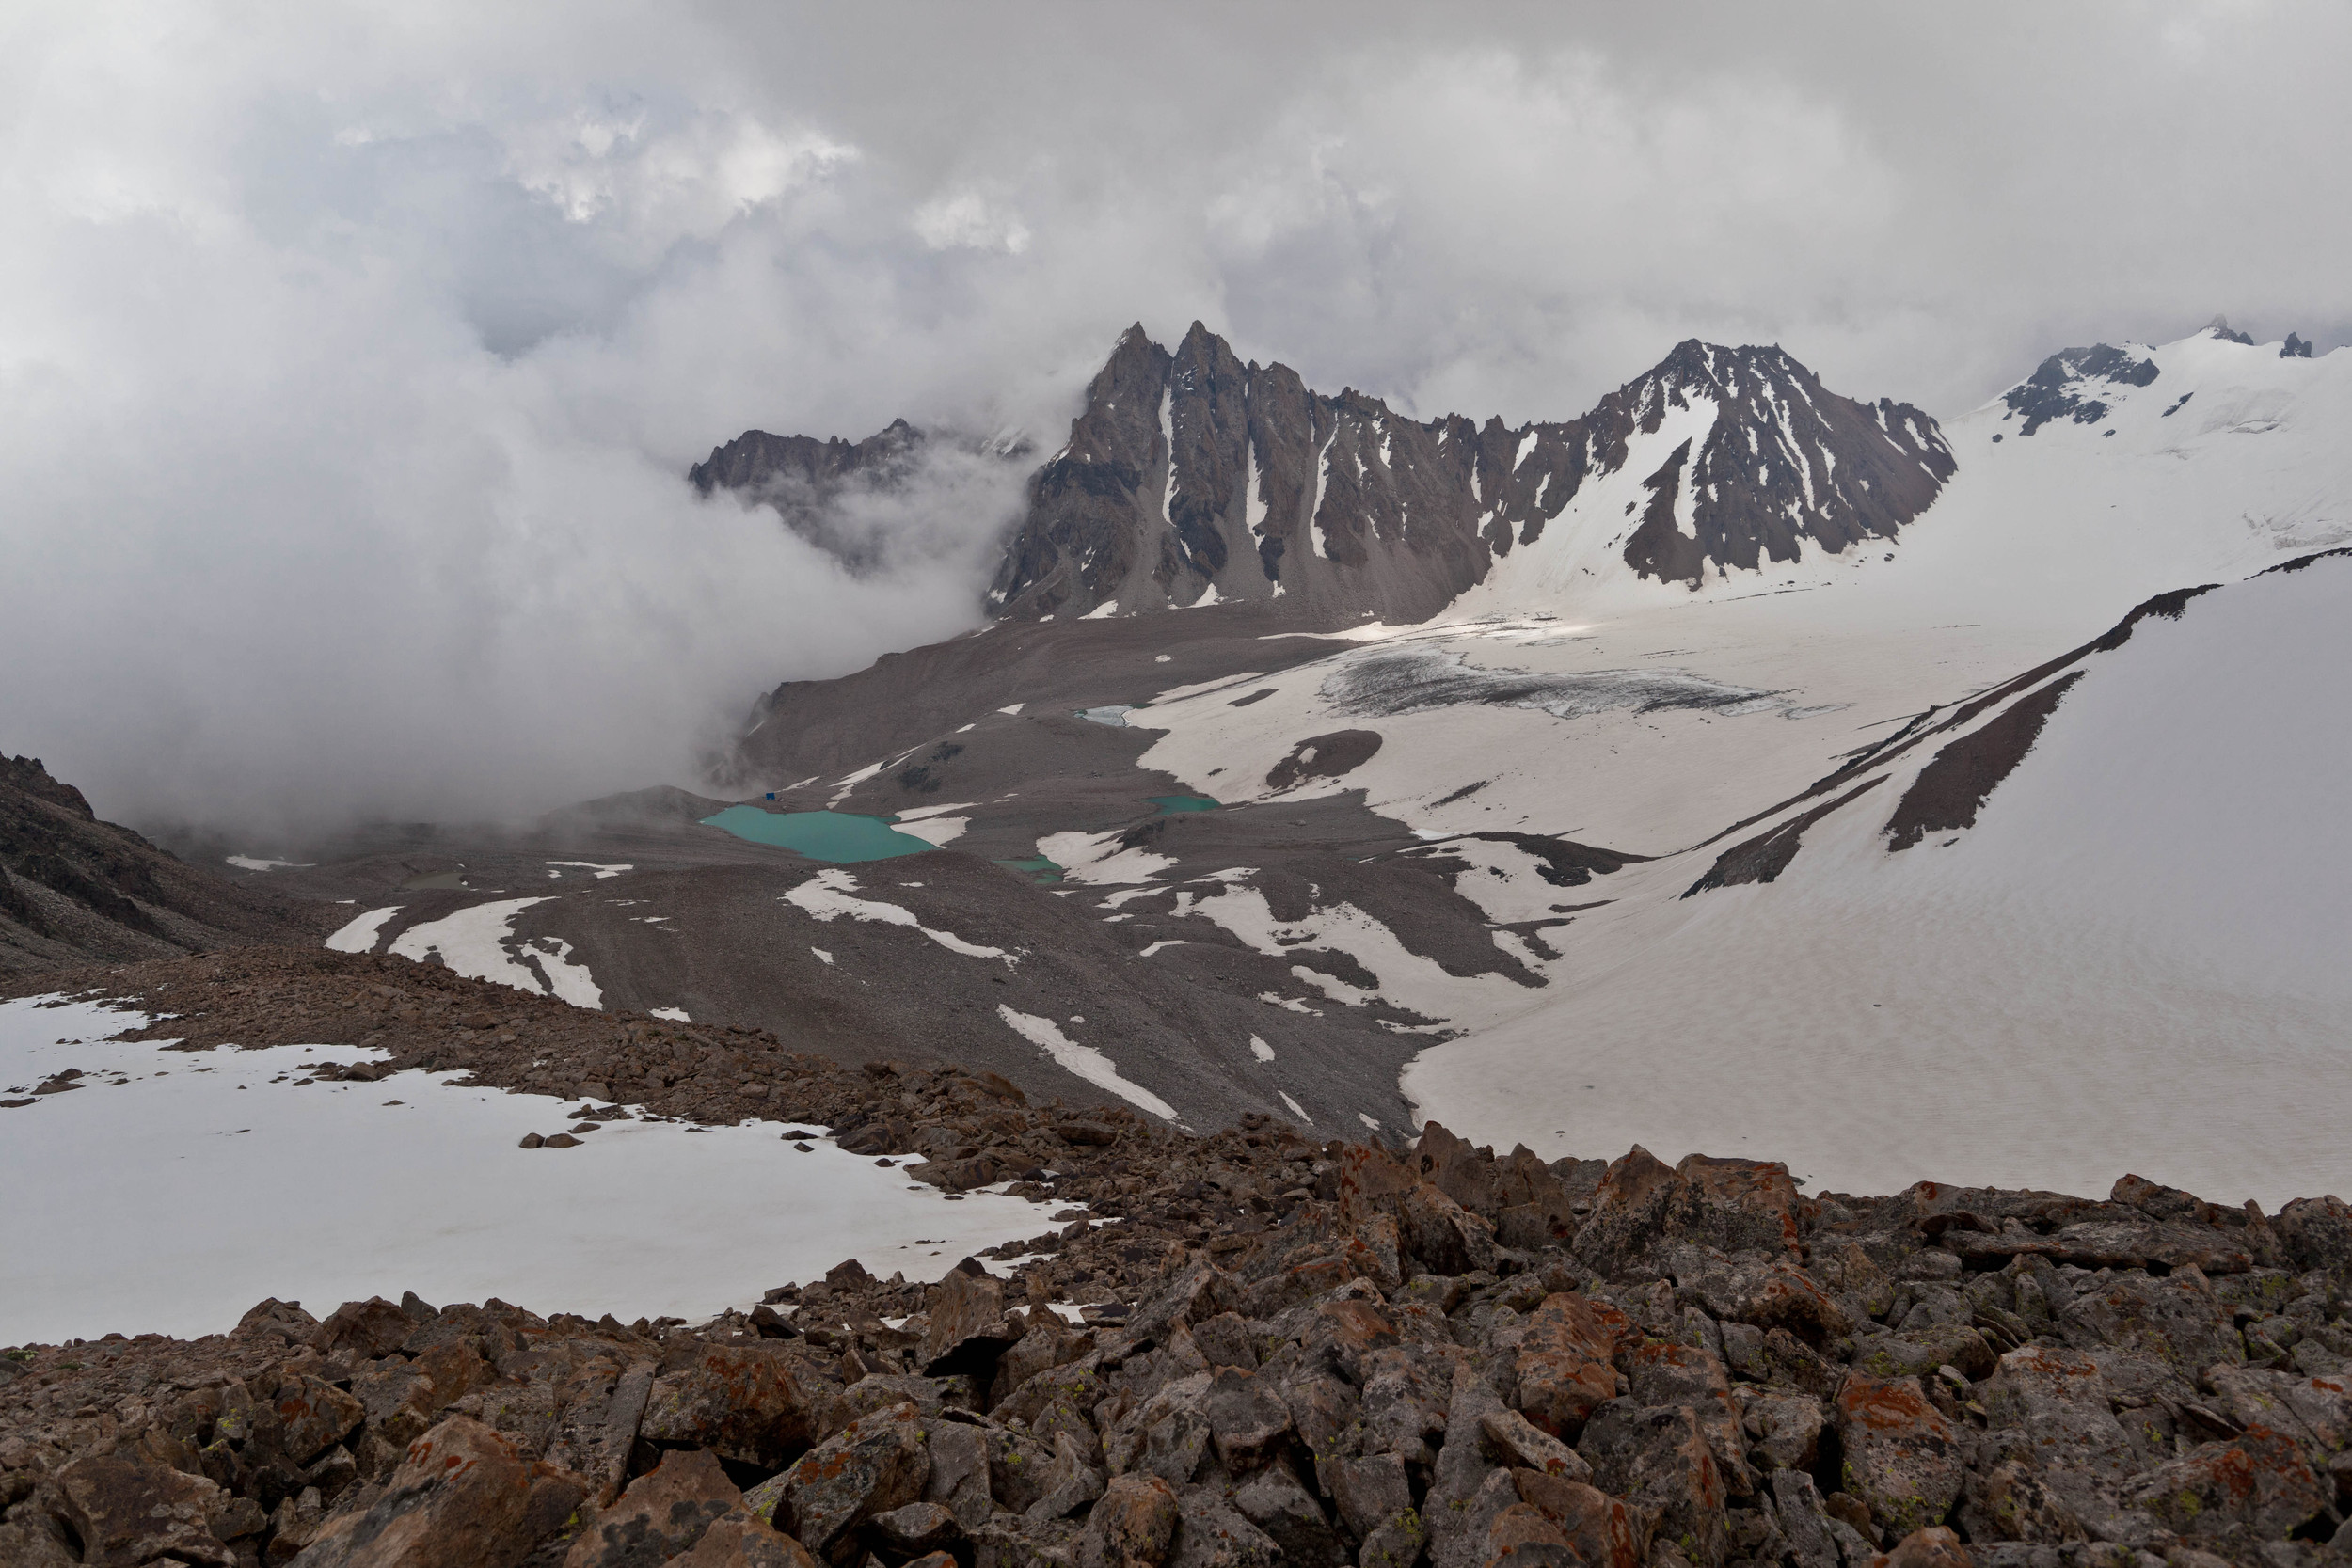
4, 2, 2347, 839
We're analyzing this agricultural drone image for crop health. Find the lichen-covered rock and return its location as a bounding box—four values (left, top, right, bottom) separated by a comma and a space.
777, 1401, 930, 1559
1079, 1472, 1181, 1568
1830, 1375, 1962, 1541
1575, 1401, 1725, 1568
563, 1446, 738, 1568
2056, 1269, 2242, 1398
1509, 1468, 1649, 1568
1168, 1485, 1281, 1568
287, 1416, 584, 1568
668, 1506, 818, 1568
1619, 1340, 1751, 1497
2119, 1424, 2331, 1544
273, 1373, 366, 1467
640, 1343, 828, 1470
54, 1452, 233, 1568
1513, 1292, 1629, 1439
310, 1298, 419, 1361
1229, 1459, 1344, 1568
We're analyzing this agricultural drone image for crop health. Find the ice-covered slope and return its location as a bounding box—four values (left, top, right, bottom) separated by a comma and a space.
1402, 550, 2352, 1209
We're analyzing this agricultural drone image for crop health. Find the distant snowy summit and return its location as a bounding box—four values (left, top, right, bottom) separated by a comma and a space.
695, 325, 1955, 624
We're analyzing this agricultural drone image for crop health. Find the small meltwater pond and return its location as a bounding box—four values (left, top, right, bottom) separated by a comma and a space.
1148, 795, 1220, 814
699, 807, 935, 863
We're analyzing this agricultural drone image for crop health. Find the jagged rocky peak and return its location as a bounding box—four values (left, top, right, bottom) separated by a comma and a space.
691, 418, 1029, 575
2000, 343, 2162, 436
990, 323, 1953, 621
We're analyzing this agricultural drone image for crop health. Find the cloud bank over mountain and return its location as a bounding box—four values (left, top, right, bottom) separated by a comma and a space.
3, 1, 2347, 832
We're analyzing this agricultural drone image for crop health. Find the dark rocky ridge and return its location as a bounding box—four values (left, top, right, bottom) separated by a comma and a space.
0, 756, 331, 974
4, 950, 2350, 1567
695, 325, 1954, 629
988, 326, 1954, 619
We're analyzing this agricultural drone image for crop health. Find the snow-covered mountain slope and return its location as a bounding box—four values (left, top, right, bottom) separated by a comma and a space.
1402, 550, 2352, 1209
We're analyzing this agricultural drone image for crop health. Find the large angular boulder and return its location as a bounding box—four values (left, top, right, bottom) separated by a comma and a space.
776, 1401, 930, 1560
2119, 1425, 2332, 1544
1397, 1181, 1497, 1276
2201, 1365, 2352, 1464
1079, 1472, 1180, 1568
1201, 1367, 1294, 1473
1333, 1144, 1418, 1229
274, 1373, 367, 1466
2273, 1196, 2352, 1288
2056, 1269, 2242, 1398
1512, 1292, 1629, 1439
311, 1298, 420, 1360
1620, 1340, 1751, 1497
1229, 1459, 1345, 1567
1829, 1375, 1963, 1540
921, 1268, 1022, 1376
288, 1416, 585, 1568
1574, 1148, 1809, 1279
54, 1452, 233, 1568
640, 1343, 829, 1469
1168, 1485, 1281, 1568
1509, 1469, 1649, 1568
563, 1446, 739, 1568
1576, 1401, 1726, 1568
1961, 1346, 2138, 1543
669, 1506, 818, 1568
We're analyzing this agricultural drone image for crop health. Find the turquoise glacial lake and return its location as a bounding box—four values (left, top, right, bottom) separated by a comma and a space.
700, 807, 934, 863
1148, 795, 1220, 814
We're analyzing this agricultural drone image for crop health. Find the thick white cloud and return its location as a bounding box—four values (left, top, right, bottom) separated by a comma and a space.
2, 0, 2344, 833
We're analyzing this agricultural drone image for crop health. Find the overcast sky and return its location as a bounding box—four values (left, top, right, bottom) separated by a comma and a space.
5, 1, 2347, 834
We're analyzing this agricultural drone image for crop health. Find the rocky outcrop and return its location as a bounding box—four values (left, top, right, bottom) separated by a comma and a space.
0, 755, 329, 974
7, 1101, 2349, 1567
986, 325, 1953, 622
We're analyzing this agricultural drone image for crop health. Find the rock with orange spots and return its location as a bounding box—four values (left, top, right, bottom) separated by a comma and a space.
1619, 1339, 1752, 1497
2056, 1268, 2242, 1399
563, 1446, 739, 1568
918, 1266, 1020, 1377
310, 1298, 419, 1361
640, 1343, 830, 1470
1575, 1401, 1725, 1568
1667, 1250, 1852, 1346
1332, 1143, 1417, 1229
272, 1372, 366, 1466
1573, 1148, 1810, 1280
1078, 1472, 1180, 1568
54, 1452, 234, 1568
1168, 1485, 1280, 1568
1508, 1468, 1650, 1568
288, 1416, 585, 1568
668, 1506, 818, 1568
1299, 1294, 1401, 1384
775, 1401, 929, 1560
1477, 1408, 1594, 1483
1960, 1345, 2140, 1544
1513, 1292, 1629, 1439
1397, 1180, 1497, 1276
2201, 1365, 2352, 1464
1830, 1374, 1963, 1541
1869, 1524, 1973, 1568
2120, 1424, 2331, 1544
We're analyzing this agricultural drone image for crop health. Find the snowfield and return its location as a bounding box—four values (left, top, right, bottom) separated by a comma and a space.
1404, 552, 2352, 1211
0, 998, 1060, 1344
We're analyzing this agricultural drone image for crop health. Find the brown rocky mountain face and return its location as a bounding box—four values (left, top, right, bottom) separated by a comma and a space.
0, 756, 327, 973
691, 324, 1955, 627
985, 324, 1955, 622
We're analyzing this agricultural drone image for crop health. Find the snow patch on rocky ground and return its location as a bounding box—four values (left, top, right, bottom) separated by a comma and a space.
0, 998, 1054, 1343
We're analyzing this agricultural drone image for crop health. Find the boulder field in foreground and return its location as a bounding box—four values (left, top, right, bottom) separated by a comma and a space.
5, 1136, 2349, 1568
4, 956, 2351, 1567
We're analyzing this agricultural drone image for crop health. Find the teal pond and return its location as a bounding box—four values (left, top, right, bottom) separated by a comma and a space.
700, 807, 934, 863
1148, 795, 1220, 814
